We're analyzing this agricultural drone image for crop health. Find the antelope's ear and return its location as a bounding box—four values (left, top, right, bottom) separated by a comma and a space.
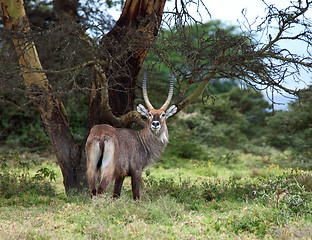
166, 105, 177, 119
137, 104, 149, 118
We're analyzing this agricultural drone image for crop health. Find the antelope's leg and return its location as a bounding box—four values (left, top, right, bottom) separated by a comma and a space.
86, 140, 101, 197
97, 139, 115, 195
131, 169, 142, 200
113, 176, 125, 199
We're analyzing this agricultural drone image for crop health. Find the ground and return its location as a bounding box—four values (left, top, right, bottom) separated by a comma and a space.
0, 150, 311, 239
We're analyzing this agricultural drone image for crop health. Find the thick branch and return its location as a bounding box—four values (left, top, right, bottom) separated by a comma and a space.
265, 52, 312, 68
176, 65, 219, 112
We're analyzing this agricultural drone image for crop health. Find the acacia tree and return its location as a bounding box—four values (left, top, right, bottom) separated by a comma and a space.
1, 0, 312, 194
1, 0, 167, 194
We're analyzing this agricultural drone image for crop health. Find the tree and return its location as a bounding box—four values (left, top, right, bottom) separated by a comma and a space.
1, 0, 312, 194
0, 0, 167, 194
266, 91, 312, 155
220, 87, 272, 138
177, 87, 271, 149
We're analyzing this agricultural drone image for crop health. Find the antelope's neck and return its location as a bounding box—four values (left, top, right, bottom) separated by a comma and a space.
138, 126, 169, 163
140, 125, 169, 144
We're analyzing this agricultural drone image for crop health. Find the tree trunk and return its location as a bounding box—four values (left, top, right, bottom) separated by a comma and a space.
0, 0, 87, 194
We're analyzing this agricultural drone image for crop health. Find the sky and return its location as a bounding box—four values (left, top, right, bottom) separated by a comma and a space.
110, 0, 312, 110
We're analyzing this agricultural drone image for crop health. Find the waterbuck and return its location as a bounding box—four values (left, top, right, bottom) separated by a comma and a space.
85, 71, 177, 200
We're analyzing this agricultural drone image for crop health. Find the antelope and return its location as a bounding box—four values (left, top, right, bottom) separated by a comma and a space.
85, 71, 177, 200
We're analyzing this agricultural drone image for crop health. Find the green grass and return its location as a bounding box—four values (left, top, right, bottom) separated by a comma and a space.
0, 151, 312, 239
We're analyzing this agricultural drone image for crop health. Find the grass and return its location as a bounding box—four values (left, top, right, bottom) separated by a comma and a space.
0, 150, 312, 239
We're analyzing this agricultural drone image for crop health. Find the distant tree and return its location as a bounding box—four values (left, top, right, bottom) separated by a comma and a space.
1, 0, 312, 193
266, 91, 312, 157
180, 87, 271, 149
220, 87, 272, 137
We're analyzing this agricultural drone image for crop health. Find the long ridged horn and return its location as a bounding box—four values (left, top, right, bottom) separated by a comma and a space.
143, 68, 154, 110
160, 72, 174, 110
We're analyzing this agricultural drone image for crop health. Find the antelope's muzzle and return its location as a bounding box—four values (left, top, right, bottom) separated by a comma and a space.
151, 120, 161, 131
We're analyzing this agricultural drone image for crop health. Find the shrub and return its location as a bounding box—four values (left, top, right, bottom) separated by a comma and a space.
261, 169, 312, 215
202, 177, 261, 202
266, 91, 312, 161
0, 152, 57, 205
201, 169, 312, 217
164, 121, 206, 161
0, 104, 50, 152
168, 137, 205, 159
142, 175, 204, 210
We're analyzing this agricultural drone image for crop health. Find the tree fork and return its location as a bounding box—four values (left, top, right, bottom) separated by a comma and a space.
87, 0, 167, 128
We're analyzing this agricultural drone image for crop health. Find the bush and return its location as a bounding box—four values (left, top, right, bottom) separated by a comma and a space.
202, 177, 261, 202
201, 169, 312, 216
262, 169, 312, 215
172, 86, 272, 151
0, 92, 88, 151
167, 137, 205, 160
266, 91, 312, 161
142, 175, 204, 210
0, 152, 57, 205
0, 103, 50, 152
164, 120, 206, 162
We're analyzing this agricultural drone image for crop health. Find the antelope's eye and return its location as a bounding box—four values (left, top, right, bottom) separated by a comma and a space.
161, 112, 166, 118
148, 113, 153, 118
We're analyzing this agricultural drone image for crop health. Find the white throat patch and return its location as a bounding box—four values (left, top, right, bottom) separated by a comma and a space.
159, 130, 169, 144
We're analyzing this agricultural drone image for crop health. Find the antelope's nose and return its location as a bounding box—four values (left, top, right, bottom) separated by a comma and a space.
152, 121, 160, 128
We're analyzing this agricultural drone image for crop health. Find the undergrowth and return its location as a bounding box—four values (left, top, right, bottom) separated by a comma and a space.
0, 151, 311, 239
0, 152, 57, 206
